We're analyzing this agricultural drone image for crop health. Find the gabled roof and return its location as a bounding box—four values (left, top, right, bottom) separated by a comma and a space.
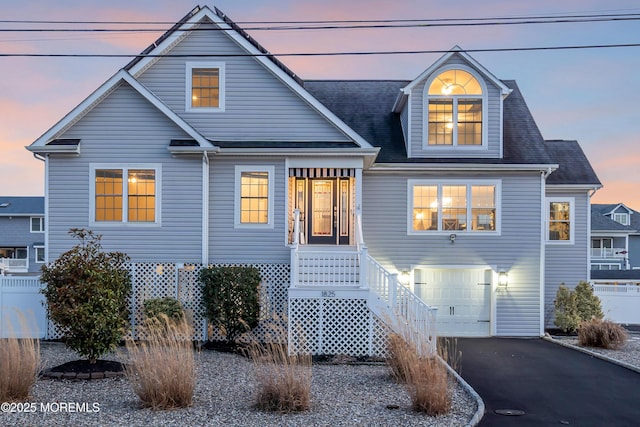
0, 196, 44, 216
394, 46, 512, 111
591, 203, 639, 232
544, 140, 601, 187
124, 5, 371, 149
27, 70, 215, 152
306, 79, 556, 166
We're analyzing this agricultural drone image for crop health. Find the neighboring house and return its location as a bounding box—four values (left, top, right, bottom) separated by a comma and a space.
26, 6, 601, 340
0, 196, 45, 275
590, 203, 640, 284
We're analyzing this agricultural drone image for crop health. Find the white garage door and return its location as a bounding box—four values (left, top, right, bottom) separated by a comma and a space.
415, 268, 492, 337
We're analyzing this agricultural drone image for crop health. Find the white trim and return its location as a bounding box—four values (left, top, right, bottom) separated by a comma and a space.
407, 179, 501, 235
185, 62, 226, 112
34, 245, 45, 264
422, 65, 489, 151
234, 165, 275, 229
127, 6, 372, 149
539, 171, 546, 335
545, 196, 575, 245
370, 163, 559, 172
29, 216, 44, 233
202, 154, 209, 265
27, 70, 214, 150
89, 163, 162, 227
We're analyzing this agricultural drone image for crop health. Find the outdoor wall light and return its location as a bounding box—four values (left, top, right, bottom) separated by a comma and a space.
399, 271, 411, 286
449, 233, 456, 244
498, 270, 509, 287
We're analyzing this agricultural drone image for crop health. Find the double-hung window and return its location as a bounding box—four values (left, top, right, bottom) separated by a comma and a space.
546, 198, 574, 243
426, 69, 484, 147
30, 216, 44, 232
234, 165, 274, 228
186, 62, 225, 112
90, 164, 160, 225
409, 180, 499, 233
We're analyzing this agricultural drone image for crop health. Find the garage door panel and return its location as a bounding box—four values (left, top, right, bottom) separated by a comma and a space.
415, 268, 492, 337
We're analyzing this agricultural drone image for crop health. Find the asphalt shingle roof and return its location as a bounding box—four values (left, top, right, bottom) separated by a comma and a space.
544, 140, 601, 186
591, 203, 639, 232
0, 196, 44, 215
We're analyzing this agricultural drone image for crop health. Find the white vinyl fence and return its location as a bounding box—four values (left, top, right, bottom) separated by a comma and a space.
0, 276, 47, 338
592, 284, 640, 325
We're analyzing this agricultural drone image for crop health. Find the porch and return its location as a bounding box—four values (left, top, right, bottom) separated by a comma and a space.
0, 257, 28, 274
288, 209, 438, 356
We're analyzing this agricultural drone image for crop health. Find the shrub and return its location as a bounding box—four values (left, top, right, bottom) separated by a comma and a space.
143, 297, 184, 324
0, 312, 40, 402
578, 319, 628, 349
124, 314, 196, 409
40, 228, 131, 363
554, 281, 603, 333
387, 333, 450, 415
247, 325, 311, 413
199, 265, 261, 344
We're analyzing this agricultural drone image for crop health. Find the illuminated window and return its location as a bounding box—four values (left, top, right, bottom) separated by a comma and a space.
426, 69, 483, 147
235, 166, 274, 228
186, 62, 225, 111
409, 180, 498, 233
91, 165, 160, 225
547, 198, 574, 243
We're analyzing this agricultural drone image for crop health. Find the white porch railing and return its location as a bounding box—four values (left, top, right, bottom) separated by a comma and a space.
590, 248, 627, 259
290, 210, 438, 356
0, 258, 28, 273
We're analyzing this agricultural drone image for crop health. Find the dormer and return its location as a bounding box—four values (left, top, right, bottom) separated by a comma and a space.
393, 47, 511, 159
605, 204, 633, 226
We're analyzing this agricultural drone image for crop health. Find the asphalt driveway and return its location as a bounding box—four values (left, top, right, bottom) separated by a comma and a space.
457, 338, 640, 426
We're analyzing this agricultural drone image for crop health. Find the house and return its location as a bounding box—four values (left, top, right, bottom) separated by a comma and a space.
26, 5, 601, 346
0, 196, 45, 275
590, 203, 640, 285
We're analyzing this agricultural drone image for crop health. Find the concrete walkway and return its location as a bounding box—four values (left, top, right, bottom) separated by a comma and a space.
457, 337, 640, 426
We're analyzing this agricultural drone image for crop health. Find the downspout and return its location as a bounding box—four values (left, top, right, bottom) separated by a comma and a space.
539, 168, 552, 335
587, 187, 599, 277
202, 152, 209, 265
33, 153, 48, 265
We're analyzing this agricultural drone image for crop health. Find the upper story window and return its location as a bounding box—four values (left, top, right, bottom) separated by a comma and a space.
90, 164, 161, 226
30, 216, 44, 233
234, 165, 275, 228
408, 180, 499, 234
613, 212, 630, 225
186, 62, 226, 112
547, 198, 574, 244
427, 69, 483, 147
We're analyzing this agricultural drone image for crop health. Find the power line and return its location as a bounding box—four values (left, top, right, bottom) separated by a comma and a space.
1, 43, 639, 58
1, 13, 640, 32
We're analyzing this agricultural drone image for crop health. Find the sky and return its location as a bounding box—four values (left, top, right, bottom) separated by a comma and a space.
1, 0, 639, 209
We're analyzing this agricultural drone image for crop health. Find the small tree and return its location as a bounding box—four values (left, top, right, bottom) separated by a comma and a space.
41, 228, 131, 363
554, 281, 603, 333
199, 265, 261, 344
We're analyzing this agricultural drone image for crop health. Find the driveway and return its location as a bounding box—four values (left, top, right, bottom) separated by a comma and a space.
457, 338, 640, 426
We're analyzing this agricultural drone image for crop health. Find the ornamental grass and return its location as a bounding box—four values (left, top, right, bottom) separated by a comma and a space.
0, 311, 41, 402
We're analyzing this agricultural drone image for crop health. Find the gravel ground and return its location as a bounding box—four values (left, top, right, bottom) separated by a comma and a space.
548, 329, 640, 370
0, 342, 477, 427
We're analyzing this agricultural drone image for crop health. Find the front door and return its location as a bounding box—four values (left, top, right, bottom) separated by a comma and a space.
307, 178, 350, 245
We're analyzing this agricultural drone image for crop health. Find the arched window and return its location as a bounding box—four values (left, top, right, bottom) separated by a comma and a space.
427, 69, 483, 146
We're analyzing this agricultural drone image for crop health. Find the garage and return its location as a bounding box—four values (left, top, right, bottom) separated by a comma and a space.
414, 268, 492, 337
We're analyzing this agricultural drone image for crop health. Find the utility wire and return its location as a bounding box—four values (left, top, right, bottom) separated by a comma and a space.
1, 43, 639, 58
1, 14, 640, 32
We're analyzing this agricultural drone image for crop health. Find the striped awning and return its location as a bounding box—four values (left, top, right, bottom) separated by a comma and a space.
289, 168, 355, 178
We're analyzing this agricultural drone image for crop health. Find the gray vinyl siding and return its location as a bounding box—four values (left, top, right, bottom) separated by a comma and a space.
628, 235, 640, 268
0, 217, 43, 273
408, 55, 502, 158
47, 82, 203, 262
208, 157, 289, 264
362, 170, 543, 336
544, 190, 591, 327
137, 23, 350, 143
399, 104, 409, 153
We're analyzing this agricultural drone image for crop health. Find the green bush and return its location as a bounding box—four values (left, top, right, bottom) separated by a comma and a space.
554, 281, 603, 333
41, 228, 131, 363
143, 297, 185, 324
199, 265, 261, 344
